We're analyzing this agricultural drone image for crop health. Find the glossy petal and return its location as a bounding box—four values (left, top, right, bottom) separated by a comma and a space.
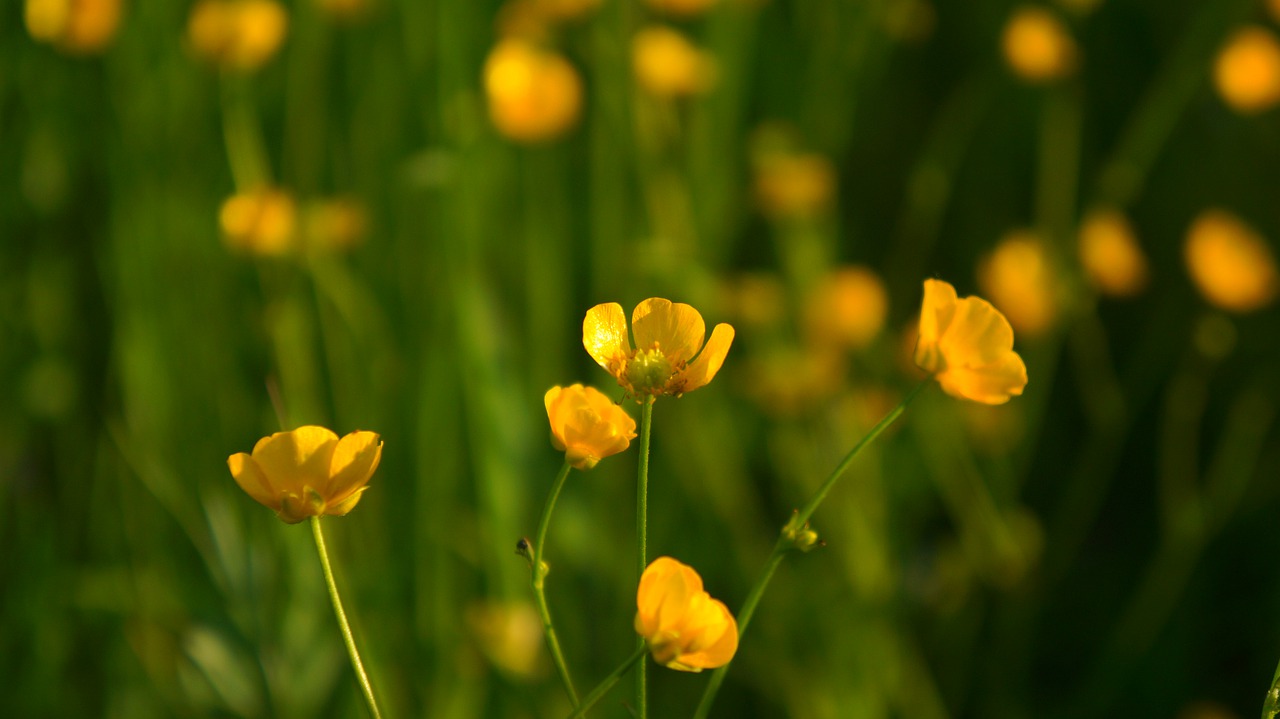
327, 431, 382, 501
915, 280, 1028, 406
669, 599, 738, 670
228, 453, 277, 509
915, 279, 958, 373
940, 296, 1015, 367
326, 486, 369, 516
635, 557, 737, 671
252, 425, 339, 494
583, 303, 631, 373
675, 323, 734, 394
229, 426, 382, 522
545, 384, 636, 470
938, 352, 1028, 405
632, 298, 705, 366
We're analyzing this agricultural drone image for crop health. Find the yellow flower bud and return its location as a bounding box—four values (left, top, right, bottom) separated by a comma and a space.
25, 0, 121, 55
544, 384, 637, 470
1001, 6, 1077, 83
915, 279, 1028, 405
1078, 209, 1149, 298
1213, 26, 1280, 115
632, 26, 716, 98
219, 187, 298, 257
484, 40, 583, 143
227, 426, 382, 523
802, 266, 889, 351
188, 0, 289, 72
1184, 209, 1278, 313
635, 557, 738, 672
978, 232, 1060, 337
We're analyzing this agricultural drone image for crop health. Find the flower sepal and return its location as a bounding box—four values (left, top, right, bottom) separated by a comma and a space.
781, 511, 824, 553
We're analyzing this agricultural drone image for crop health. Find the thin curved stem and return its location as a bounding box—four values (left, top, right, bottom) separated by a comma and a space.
569, 645, 649, 719
310, 517, 385, 719
532, 461, 580, 706
634, 396, 655, 719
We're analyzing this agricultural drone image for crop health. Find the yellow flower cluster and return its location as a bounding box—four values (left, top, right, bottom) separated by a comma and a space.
545, 384, 637, 470
635, 557, 738, 671
25, 0, 121, 55
187, 0, 289, 72
915, 279, 1029, 405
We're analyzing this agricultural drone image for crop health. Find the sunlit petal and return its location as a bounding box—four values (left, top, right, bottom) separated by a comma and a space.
633, 298, 705, 366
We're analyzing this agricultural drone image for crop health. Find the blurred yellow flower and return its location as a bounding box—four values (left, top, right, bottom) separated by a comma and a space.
1213, 26, 1280, 115
1078, 209, 1149, 297
466, 601, 546, 680
227, 426, 382, 524
803, 266, 889, 351
632, 26, 716, 98
188, 0, 289, 72
743, 346, 845, 418
497, 0, 599, 41
1184, 209, 1278, 313
220, 187, 297, 256
584, 298, 735, 398
754, 153, 836, 220
719, 272, 786, 329
303, 196, 368, 253
634, 557, 738, 672
25, 0, 121, 54
484, 39, 583, 143
978, 232, 1059, 336
1001, 6, 1077, 83
644, 0, 718, 17
544, 384, 637, 470
915, 279, 1028, 405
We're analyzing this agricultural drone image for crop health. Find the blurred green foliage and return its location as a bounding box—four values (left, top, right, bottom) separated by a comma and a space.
4, 0, 1280, 717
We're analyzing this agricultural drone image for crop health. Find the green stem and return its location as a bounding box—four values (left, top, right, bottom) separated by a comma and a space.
693, 381, 927, 719
531, 461, 580, 706
635, 396, 655, 719
219, 73, 272, 191
569, 645, 649, 719
1262, 656, 1280, 719
310, 517, 386, 719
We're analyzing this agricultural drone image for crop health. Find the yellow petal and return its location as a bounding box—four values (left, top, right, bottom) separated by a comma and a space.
636, 556, 698, 635
675, 323, 734, 393
228, 452, 278, 510
673, 600, 738, 670
938, 296, 1015, 367
544, 386, 569, 451
326, 486, 369, 517
937, 351, 1028, 405
327, 430, 382, 502
252, 426, 340, 495
583, 303, 632, 373
917, 279, 958, 347
632, 298, 705, 366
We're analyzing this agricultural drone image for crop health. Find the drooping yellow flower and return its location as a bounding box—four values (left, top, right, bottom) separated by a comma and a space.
227, 426, 382, 523
187, 0, 289, 72
1213, 26, 1280, 115
1184, 209, 1279, 313
484, 39, 582, 144
583, 298, 735, 399
914, 279, 1028, 405
978, 232, 1059, 337
25, 0, 121, 54
634, 557, 738, 672
802, 266, 889, 351
632, 26, 716, 98
545, 384, 637, 470
219, 187, 298, 256
1001, 6, 1077, 83
1078, 208, 1149, 298
644, 0, 718, 17
754, 153, 836, 220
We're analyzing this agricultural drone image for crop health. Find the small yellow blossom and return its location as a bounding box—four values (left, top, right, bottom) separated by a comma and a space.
978, 232, 1059, 337
915, 279, 1028, 405
227, 426, 382, 523
1078, 209, 1148, 297
1213, 26, 1280, 115
25, 0, 121, 54
632, 26, 716, 98
188, 0, 289, 72
584, 298, 735, 399
1184, 209, 1279, 313
303, 196, 367, 253
634, 557, 738, 672
754, 153, 836, 220
644, 0, 718, 17
544, 384, 637, 470
220, 187, 298, 256
1001, 6, 1077, 83
802, 266, 889, 351
484, 39, 582, 143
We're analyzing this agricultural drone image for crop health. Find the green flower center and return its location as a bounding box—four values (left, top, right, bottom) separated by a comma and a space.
625, 347, 674, 394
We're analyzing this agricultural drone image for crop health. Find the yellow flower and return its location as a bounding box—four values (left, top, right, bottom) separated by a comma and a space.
583, 298, 735, 398
644, 0, 718, 17
25, 0, 121, 55
484, 39, 583, 144
632, 26, 716, 98
1078, 208, 1148, 298
914, 279, 1028, 405
802, 266, 889, 351
303, 196, 368, 253
1001, 6, 1077, 83
754, 153, 836, 220
977, 232, 1059, 337
227, 426, 382, 523
466, 601, 546, 680
544, 384, 637, 470
219, 187, 298, 256
634, 557, 738, 672
1184, 209, 1279, 313
187, 0, 289, 72
1213, 26, 1280, 115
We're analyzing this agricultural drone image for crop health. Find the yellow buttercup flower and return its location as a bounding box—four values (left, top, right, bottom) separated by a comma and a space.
219, 187, 298, 256
802, 266, 889, 351
978, 232, 1059, 337
1184, 209, 1278, 313
25, 0, 121, 54
632, 26, 716, 98
634, 557, 738, 672
187, 0, 289, 72
227, 426, 382, 523
1213, 26, 1280, 115
1001, 5, 1077, 83
1078, 209, 1148, 297
484, 39, 583, 144
915, 279, 1028, 405
583, 298, 735, 399
545, 384, 637, 470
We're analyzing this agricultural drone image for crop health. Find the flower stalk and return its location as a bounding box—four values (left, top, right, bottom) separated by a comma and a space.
311, 516, 385, 719
634, 395, 655, 719
531, 461, 580, 706
569, 644, 649, 719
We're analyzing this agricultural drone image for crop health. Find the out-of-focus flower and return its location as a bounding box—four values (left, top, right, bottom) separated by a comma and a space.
803, 266, 888, 352
635, 557, 737, 672
484, 39, 582, 143
632, 26, 716, 98
1213, 26, 1280, 115
220, 187, 297, 256
644, 0, 718, 17
584, 298, 735, 399
1184, 209, 1278, 313
1177, 701, 1239, 719
316, 0, 373, 23
915, 279, 1028, 405
304, 196, 367, 253
227, 426, 382, 523
25, 0, 121, 54
466, 601, 545, 680
544, 384, 637, 470
883, 0, 936, 44
1078, 209, 1149, 298
743, 346, 845, 417
1001, 6, 1077, 83
978, 232, 1059, 336
754, 153, 836, 220
719, 273, 786, 329
188, 0, 289, 72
